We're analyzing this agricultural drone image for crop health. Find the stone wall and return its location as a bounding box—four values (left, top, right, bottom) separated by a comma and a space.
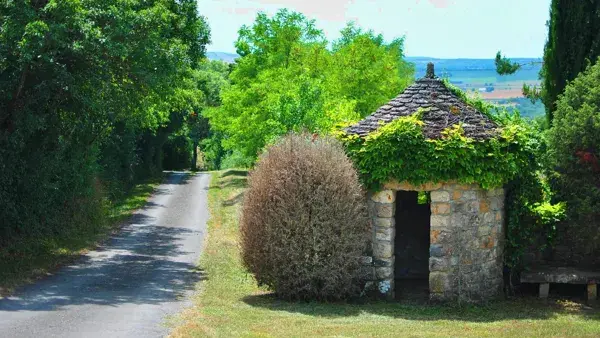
363, 181, 505, 302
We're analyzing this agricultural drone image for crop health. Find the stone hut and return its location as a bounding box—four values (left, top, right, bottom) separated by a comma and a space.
346, 63, 505, 302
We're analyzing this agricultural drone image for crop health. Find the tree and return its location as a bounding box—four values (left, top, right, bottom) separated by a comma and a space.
0, 0, 209, 242
327, 23, 414, 118
192, 60, 230, 169
207, 10, 414, 164
548, 59, 600, 266
542, 0, 600, 120
496, 0, 600, 121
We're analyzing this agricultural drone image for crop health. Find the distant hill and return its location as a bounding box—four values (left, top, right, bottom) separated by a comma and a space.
206, 52, 238, 63
406, 56, 543, 82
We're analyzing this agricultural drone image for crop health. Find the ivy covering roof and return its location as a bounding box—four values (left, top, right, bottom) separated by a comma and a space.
345, 63, 499, 140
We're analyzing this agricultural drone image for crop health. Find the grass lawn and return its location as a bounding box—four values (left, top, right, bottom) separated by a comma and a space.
171, 169, 600, 338
0, 178, 161, 295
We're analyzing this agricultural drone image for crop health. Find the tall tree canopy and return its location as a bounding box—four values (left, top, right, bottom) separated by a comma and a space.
542, 0, 600, 120
328, 23, 414, 118
0, 0, 209, 242
207, 10, 414, 164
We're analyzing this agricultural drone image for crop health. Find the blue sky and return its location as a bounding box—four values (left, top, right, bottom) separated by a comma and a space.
199, 0, 550, 59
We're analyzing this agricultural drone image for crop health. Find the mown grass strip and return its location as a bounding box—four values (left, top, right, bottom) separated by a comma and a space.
171, 170, 600, 338
0, 178, 161, 295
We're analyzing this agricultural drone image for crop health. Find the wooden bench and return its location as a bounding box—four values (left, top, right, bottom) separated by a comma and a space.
521, 267, 599, 301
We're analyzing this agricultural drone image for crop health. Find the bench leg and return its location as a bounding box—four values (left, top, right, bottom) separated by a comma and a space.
588, 283, 597, 302
539, 283, 549, 299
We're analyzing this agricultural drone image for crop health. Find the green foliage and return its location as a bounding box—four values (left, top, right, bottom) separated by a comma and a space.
495, 51, 521, 75
338, 111, 533, 190
207, 10, 414, 164
494, 51, 543, 105
547, 59, 600, 266
194, 60, 231, 169
504, 171, 564, 270
328, 22, 414, 118
163, 128, 194, 170
0, 0, 209, 245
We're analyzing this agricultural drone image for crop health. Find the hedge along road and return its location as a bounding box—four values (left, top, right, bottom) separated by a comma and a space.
0, 172, 210, 338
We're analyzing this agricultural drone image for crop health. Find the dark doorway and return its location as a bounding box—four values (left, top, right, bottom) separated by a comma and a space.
394, 191, 431, 300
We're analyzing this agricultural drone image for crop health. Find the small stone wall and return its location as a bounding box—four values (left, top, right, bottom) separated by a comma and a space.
363, 181, 505, 302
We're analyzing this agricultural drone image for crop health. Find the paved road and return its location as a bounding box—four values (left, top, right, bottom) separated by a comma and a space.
0, 172, 210, 338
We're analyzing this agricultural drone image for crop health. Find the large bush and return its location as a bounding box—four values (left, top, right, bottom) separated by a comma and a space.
240, 133, 369, 300
548, 58, 600, 267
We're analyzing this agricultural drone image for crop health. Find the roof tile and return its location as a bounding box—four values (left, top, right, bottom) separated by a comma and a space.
345, 74, 498, 140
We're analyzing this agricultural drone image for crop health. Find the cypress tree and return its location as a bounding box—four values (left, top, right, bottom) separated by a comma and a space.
542, 0, 600, 121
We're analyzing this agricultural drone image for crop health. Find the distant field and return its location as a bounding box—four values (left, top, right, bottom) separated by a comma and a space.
479, 89, 523, 99
409, 57, 545, 118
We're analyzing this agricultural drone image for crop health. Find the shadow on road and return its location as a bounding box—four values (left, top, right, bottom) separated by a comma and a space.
0, 172, 207, 313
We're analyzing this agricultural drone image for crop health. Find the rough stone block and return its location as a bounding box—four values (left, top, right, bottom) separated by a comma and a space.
450, 213, 472, 227
363, 281, 376, 291
478, 225, 491, 237
455, 183, 475, 190
452, 190, 463, 200
480, 236, 495, 249
486, 188, 505, 198
378, 279, 394, 297
384, 180, 413, 191
479, 200, 490, 213
430, 244, 444, 257
455, 201, 480, 214
373, 241, 393, 258
490, 197, 504, 211
429, 292, 447, 302
484, 261, 502, 276
421, 182, 443, 191
429, 272, 451, 294
431, 190, 450, 202
384, 180, 443, 191
375, 266, 393, 279
375, 226, 394, 241
430, 229, 449, 244
462, 190, 477, 201
371, 190, 395, 203
467, 201, 480, 213
375, 203, 395, 218
429, 257, 449, 272
359, 256, 373, 265
460, 254, 474, 265
374, 257, 394, 267
374, 217, 394, 228
432, 202, 451, 215
495, 211, 503, 222
482, 212, 495, 224
431, 215, 450, 227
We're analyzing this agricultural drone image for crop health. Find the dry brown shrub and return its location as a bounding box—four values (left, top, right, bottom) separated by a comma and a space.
240, 133, 369, 301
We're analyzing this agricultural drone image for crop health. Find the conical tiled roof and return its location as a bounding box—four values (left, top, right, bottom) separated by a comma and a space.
345, 63, 498, 140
